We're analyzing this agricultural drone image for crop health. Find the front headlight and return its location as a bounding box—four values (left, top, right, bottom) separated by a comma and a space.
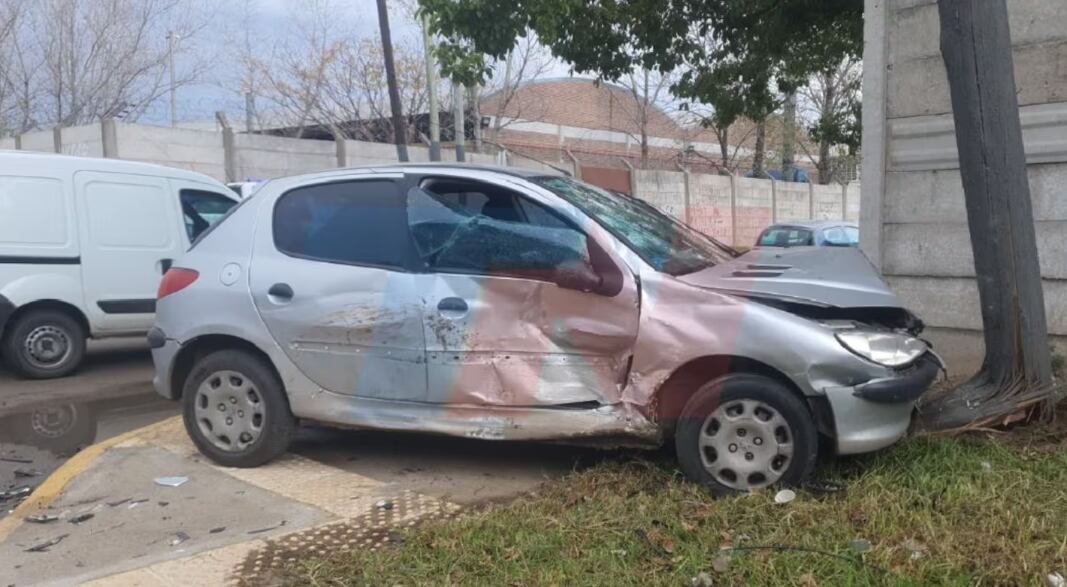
835, 331, 927, 367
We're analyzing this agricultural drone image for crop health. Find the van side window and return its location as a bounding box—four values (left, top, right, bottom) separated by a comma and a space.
273, 180, 409, 269
180, 190, 237, 242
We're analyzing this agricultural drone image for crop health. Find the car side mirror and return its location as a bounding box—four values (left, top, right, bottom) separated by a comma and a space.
552, 261, 605, 295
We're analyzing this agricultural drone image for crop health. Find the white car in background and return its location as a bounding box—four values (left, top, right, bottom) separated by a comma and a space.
0, 152, 238, 378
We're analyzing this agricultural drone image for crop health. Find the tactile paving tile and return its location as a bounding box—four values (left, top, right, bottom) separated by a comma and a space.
235, 492, 462, 586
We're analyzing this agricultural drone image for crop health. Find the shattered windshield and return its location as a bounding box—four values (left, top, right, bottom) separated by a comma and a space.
533, 176, 737, 275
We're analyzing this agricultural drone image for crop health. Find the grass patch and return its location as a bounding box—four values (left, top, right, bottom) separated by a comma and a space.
287, 436, 1067, 586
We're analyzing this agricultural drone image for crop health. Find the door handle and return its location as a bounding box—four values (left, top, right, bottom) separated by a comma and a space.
437, 297, 468, 315
160, 258, 173, 274
268, 283, 294, 300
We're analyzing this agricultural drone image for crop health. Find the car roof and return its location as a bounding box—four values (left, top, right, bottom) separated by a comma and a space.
762, 220, 858, 231
0, 150, 228, 187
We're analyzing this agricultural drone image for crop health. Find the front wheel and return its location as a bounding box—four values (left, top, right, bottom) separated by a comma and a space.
675, 374, 818, 496
181, 349, 296, 467
1, 309, 86, 379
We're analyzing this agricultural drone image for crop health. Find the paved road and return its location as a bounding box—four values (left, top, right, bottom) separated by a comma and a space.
0, 338, 177, 515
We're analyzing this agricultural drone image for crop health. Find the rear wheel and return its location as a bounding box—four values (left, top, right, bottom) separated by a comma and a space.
1, 309, 86, 379
674, 374, 818, 496
181, 349, 296, 467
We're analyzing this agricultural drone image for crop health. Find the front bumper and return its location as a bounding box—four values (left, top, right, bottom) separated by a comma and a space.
148, 327, 182, 400
824, 353, 941, 455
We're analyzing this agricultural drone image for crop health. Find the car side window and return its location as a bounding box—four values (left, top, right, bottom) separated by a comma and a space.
180, 190, 237, 242
407, 183, 592, 281
844, 226, 860, 245
274, 179, 409, 269
823, 226, 847, 246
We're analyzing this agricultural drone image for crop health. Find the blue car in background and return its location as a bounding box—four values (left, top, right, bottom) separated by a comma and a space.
755, 220, 859, 248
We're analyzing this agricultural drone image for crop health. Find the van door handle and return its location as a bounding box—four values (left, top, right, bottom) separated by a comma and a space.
160, 258, 173, 274
268, 283, 294, 300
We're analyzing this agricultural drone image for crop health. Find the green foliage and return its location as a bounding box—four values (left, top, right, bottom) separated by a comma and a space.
419, 0, 864, 127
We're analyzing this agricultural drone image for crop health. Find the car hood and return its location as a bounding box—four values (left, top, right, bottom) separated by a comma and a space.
677, 247, 902, 308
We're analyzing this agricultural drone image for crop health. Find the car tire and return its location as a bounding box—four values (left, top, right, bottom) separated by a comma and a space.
674, 374, 818, 496
181, 349, 296, 467
5, 403, 98, 455
1, 309, 86, 379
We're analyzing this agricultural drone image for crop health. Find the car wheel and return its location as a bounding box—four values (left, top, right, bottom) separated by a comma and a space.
1, 309, 86, 379
675, 374, 818, 496
7, 403, 98, 455
181, 349, 296, 467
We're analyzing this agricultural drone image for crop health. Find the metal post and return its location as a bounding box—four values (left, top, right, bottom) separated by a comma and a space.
453, 83, 466, 162
729, 172, 739, 247
421, 14, 441, 161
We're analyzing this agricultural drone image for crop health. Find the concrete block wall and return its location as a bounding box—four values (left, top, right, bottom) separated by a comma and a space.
18, 130, 55, 153
116, 123, 226, 179
862, 0, 1067, 375
632, 169, 855, 247
60, 124, 104, 157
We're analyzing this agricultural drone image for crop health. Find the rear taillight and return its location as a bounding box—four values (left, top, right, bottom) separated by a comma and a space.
158, 268, 199, 299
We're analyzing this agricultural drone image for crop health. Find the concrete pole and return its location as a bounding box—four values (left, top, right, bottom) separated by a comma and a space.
245, 92, 255, 133
453, 83, 466, 162
782, 92, 797, 180
167, 32, 178, 127
421, 15, 441, 161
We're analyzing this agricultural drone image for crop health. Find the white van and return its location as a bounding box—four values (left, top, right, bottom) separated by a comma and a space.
0, 152, 239, 378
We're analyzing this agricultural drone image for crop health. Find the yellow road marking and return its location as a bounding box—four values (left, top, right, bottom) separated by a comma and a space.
0, 415, 182, 542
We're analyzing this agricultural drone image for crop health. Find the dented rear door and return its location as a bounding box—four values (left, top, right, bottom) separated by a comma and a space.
249, 175, 427, 400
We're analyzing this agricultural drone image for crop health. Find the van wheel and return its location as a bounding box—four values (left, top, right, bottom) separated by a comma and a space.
181, 349, 296, 467
674, 374, 818, 496
2, 309, 86, 379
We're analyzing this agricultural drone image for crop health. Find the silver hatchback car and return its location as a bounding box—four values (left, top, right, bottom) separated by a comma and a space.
150, 164, 941, 495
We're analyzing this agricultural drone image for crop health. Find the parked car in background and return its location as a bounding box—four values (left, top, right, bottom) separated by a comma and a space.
756, 220, 859, 248
0, 152, 239, 378
150, 164, 940, 495
226, 180, 266, 199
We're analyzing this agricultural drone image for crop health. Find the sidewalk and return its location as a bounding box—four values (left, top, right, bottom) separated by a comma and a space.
1, 416, 583, 586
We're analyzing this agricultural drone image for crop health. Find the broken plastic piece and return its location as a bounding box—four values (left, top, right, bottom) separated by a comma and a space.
154, 476, 189, 487
1047, 573, 1066, 587
209, 526, 226, 534
14, 468, 42, 478
376, 500, 395, 510
774, 489, 796, 504
171, 531, 190, 546
68, 512, 95, 524
25, 534, 69, 552
26, 514, 59, 524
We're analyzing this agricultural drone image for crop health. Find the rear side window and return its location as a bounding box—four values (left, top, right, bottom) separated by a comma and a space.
274, 179, 409, 269
758, 227, 813, 247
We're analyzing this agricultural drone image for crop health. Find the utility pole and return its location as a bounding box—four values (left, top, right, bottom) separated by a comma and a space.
167, 31, 179, 127
375, 0, 409, 162
421, 14, 441, 161
453, 83, 466, 162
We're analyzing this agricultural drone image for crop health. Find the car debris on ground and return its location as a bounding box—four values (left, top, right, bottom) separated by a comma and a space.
153, 476, 189, 487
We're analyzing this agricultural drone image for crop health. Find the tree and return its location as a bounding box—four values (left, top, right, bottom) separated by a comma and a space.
612, 67, 677, 168
476, 35, 554, 144
922, 0, 1053, 430
0, 0, 211, 129
801, 58, 862, 184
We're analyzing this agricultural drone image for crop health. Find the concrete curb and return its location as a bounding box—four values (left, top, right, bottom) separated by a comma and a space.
0, 415, 182, 543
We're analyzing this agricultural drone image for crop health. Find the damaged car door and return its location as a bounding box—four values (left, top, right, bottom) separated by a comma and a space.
249, 176, 427, 400
406, 175, 639, 407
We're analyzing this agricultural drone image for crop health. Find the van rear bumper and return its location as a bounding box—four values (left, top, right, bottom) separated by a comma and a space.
0, 294, 15, 337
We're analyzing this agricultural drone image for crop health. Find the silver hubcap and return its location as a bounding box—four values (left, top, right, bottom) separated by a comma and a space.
698, 399, 794, 491
24, 325, 72, 368
193, 370, 265, 452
